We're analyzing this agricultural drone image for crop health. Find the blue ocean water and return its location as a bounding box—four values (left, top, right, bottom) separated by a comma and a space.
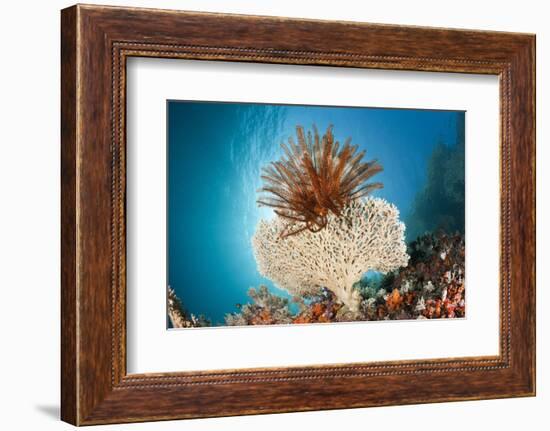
167, 101, 464, 325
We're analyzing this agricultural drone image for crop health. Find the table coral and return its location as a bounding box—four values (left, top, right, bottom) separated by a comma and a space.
252, 197, 409, 312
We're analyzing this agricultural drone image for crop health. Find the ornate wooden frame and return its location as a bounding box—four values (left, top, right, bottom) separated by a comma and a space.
61, 4, 536, 425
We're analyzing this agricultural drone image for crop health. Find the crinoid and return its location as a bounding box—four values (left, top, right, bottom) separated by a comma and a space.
257, 125, 383, 238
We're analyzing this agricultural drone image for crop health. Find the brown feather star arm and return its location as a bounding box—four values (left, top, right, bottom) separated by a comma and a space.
256, 124, 383, 237
340, 159, 383, 197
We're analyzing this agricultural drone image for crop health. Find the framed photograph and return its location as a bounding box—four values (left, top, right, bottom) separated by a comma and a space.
61, 4, 536, 425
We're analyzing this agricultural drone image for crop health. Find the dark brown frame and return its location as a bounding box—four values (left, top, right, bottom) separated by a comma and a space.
61, 4, 536, 426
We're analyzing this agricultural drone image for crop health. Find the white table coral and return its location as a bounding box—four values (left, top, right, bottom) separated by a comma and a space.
252, 197, 409, 312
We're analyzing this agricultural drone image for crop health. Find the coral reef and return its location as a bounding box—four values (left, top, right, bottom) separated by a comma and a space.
171, 232, 464, 327
252, 197, 409, 312
257, 125, 383, 238
167, 287, 211, 328
228, 232, 464, 325
356, 231, 465, 320
225, 286, 354, 326
225, 285, 294, 326
291, 288, 347, 323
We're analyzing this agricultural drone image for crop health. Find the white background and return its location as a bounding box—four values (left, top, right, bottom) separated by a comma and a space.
0, 1, 546, 430
127, 59, 500, 373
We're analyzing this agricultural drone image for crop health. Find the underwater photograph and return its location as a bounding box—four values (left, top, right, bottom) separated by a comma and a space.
166, 100, 465, 328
